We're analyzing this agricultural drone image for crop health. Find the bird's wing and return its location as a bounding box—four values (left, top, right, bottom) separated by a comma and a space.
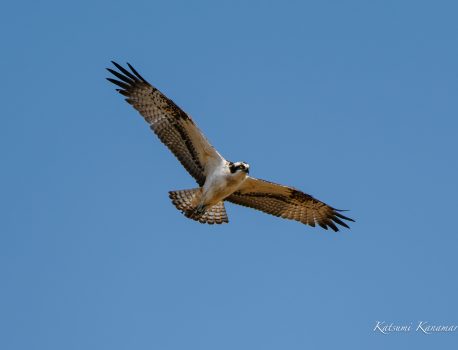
107, 61, 224, 186
227, 177, 354, 231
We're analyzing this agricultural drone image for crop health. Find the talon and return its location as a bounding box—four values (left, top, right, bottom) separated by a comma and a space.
194, 204, 206, 215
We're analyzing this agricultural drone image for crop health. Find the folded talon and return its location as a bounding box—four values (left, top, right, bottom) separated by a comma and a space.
194, 204, 206, 215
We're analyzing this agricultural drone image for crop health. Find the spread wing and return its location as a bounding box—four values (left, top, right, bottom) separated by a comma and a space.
227, 177, 354, 231
106, 61, 224, 186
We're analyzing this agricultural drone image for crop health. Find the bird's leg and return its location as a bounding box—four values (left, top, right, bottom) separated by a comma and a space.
194, 203, 207, 215
184, 202, 207, 219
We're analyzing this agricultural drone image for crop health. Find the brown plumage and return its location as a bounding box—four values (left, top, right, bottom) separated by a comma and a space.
169, 189, 228, 224
107, 62, 354, 230
228, 178, 353, 231
107, 61, 217, 187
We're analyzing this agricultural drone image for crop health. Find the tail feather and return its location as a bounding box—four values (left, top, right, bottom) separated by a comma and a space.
168, 189, 229, 225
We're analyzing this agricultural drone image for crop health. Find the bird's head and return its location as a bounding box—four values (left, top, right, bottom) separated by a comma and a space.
229, 161, 250, 174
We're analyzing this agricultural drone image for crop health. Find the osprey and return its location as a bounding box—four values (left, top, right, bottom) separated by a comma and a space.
107, 62, 354, 231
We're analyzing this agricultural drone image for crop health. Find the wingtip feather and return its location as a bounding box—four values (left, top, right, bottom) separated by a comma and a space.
126, 62, 147, 82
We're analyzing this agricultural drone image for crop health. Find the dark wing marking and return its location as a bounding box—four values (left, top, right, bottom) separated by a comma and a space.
107, 61, 224, 186
227, 177, 354, 231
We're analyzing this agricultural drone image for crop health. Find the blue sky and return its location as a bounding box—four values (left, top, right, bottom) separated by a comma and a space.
1, 0, 457, 349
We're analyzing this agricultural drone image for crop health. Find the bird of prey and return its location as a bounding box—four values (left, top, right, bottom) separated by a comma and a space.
106, 62, 354, 231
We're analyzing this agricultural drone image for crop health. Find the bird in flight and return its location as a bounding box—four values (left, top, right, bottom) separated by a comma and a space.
106, 62, 354, 231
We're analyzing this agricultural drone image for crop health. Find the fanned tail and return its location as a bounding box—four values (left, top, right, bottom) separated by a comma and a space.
168, 189, 229, 225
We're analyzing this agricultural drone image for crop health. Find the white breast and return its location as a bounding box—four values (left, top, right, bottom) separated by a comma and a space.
201, 164, 247, 206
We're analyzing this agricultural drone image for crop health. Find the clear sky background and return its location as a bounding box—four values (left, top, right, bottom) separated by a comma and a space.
1, 0, 457, 349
